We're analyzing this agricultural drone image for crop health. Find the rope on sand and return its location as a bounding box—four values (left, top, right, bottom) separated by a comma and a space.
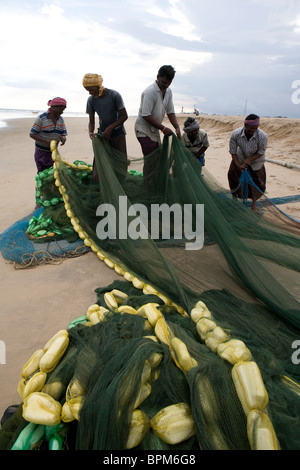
11, 242, 90, 270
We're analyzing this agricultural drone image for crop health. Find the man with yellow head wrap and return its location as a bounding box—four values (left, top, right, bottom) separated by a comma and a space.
82, 74, 105, 95
82, 73, 128, 179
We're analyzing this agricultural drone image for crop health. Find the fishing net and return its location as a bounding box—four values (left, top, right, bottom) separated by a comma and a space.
1, 134, 300, 451
0, 210, 89, 268
0, 162, 93, 268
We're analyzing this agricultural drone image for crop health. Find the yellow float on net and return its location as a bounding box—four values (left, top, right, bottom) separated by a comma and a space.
39, 334, 69, 374
21, 372, 47, 400
247, 409, 279, 450
23, 392, 62, 426
21, 349, 45, 379
217, 339, 252, 365
104, 292, 118, 310
150, 403, 195, 446
171, 337, 197, 372
231, 361, 269, 416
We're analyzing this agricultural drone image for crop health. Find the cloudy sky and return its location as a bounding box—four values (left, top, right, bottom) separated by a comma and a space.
0, 0, 300, 117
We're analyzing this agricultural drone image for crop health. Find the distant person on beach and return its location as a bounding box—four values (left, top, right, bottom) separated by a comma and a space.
30, 97, 67, 173
228, 114, 268, 212
182, 117, 209, 166
82, 73, 128, 179
135, 65, 181, 181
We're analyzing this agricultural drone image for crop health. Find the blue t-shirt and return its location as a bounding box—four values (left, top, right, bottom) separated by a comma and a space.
86, 89, 126, 138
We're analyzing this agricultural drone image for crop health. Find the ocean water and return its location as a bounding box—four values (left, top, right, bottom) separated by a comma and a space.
0, 108, 35, 128
0, 108, 85, 129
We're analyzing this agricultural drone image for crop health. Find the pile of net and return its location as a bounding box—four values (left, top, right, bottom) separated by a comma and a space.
1, 135, 300, 450
0, 162, 92, 268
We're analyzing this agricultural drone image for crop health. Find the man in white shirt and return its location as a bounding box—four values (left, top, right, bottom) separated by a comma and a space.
135, 65, 181, 184
228, 114, 268, 212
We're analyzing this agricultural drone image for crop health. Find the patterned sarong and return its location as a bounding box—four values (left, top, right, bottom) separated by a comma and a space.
34, 147, 53, 173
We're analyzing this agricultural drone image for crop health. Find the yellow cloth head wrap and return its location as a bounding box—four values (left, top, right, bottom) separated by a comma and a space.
82, 74, 104, 96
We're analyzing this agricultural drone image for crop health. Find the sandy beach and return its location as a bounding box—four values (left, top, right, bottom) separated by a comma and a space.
1, 113, 300, 419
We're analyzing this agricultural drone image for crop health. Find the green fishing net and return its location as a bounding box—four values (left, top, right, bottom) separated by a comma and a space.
1, 134, 300, 450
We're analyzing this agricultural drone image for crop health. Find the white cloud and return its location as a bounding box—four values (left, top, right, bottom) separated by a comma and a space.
146, 0, 202, 41
0, 4, 139, 111
293, 16, 300, 34
0, 2, 212, 114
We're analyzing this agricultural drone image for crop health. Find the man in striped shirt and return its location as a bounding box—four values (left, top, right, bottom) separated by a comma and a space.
30, 97, 67, 173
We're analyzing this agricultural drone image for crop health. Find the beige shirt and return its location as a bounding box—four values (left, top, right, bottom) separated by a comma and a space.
182, 130, 209, 155
135, 81, 175, 142
229, 127, 268, 170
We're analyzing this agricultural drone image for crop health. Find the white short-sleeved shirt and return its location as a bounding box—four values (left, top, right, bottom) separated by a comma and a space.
229, 127, 268, 170
135, 81, 175, 142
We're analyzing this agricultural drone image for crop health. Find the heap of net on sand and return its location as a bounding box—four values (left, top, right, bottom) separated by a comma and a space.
1, 135, 300, 451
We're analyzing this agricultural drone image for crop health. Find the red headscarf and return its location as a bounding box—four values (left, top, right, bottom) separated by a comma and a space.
47, 97, 67, 112
244, 117, 260, 127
